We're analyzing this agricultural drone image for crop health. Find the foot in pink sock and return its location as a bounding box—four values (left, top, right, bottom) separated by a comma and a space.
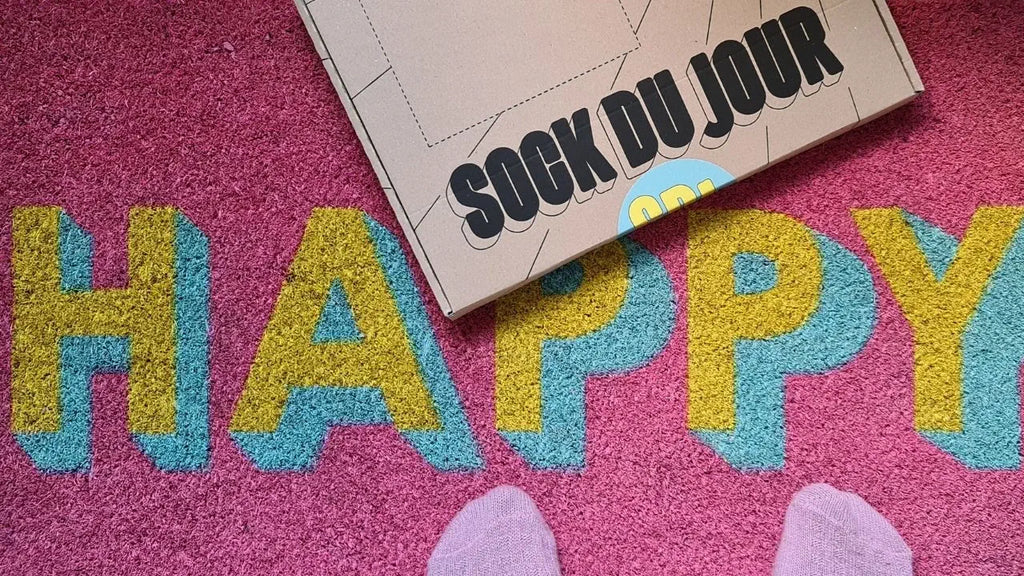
773, 483, 912, 576
428, 485, 562, 576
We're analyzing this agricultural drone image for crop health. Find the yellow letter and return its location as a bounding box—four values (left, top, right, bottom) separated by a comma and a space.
12, 207, 210, 472
231, 209, 438, 433
495, 243, 629, 432
13, 208, 177, 434
852, 207, 1024, 432
494, 239, 674, 469
229, 209, 480, 471
687, 209, 822, 431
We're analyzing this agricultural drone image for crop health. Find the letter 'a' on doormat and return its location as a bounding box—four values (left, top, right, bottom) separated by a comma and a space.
2, 1, 1023, 575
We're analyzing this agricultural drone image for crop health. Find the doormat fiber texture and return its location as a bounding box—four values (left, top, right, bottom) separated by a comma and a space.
1, 0, 1023, 574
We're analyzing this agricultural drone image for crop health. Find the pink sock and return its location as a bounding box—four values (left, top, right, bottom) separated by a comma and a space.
428, 486, 562, 576
773, 483, 913, 576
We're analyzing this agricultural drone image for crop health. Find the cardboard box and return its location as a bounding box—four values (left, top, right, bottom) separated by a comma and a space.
295, 0, 922, 318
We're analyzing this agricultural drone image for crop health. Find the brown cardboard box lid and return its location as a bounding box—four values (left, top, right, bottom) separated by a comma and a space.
295, 0, 922, 318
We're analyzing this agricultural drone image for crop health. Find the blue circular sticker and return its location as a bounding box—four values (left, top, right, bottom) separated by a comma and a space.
617, 159, 735, 234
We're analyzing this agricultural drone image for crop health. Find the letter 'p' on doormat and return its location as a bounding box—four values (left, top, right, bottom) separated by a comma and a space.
2, 0, 1023, 575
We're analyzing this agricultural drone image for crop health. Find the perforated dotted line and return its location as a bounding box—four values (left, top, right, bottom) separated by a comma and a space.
358, 0, 643, 148
425, 48, 634, 146
616, 0, 639, 34
357, 0, 431, 146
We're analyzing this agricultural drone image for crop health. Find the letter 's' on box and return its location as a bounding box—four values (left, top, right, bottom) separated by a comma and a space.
296, 0, 922, 318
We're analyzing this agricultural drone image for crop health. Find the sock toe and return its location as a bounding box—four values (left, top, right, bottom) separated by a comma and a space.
428, 486, 561, 576
845, 492, 913, 570
789, 483, 853, 524
773, 483, 912, 576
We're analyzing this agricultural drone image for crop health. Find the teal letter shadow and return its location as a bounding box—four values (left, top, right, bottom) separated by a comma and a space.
500, 238, 676, 470
694, 234, 877, 470
905, 211, 1023, 469
231, 214, 482, 472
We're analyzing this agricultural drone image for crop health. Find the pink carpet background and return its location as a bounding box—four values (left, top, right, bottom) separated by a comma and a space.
2, 0, 1023, 574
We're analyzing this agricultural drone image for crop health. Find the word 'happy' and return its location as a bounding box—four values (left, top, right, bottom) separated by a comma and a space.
8, 206, 1023, 474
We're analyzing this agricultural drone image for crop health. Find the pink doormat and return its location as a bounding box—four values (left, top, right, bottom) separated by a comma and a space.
1, 1, 1022, 574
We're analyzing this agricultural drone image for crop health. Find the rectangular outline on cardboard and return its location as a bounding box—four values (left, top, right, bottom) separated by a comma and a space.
355, 0, 643, 147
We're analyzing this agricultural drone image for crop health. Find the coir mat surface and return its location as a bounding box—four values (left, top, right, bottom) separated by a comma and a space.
2, 0, 1023, 574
